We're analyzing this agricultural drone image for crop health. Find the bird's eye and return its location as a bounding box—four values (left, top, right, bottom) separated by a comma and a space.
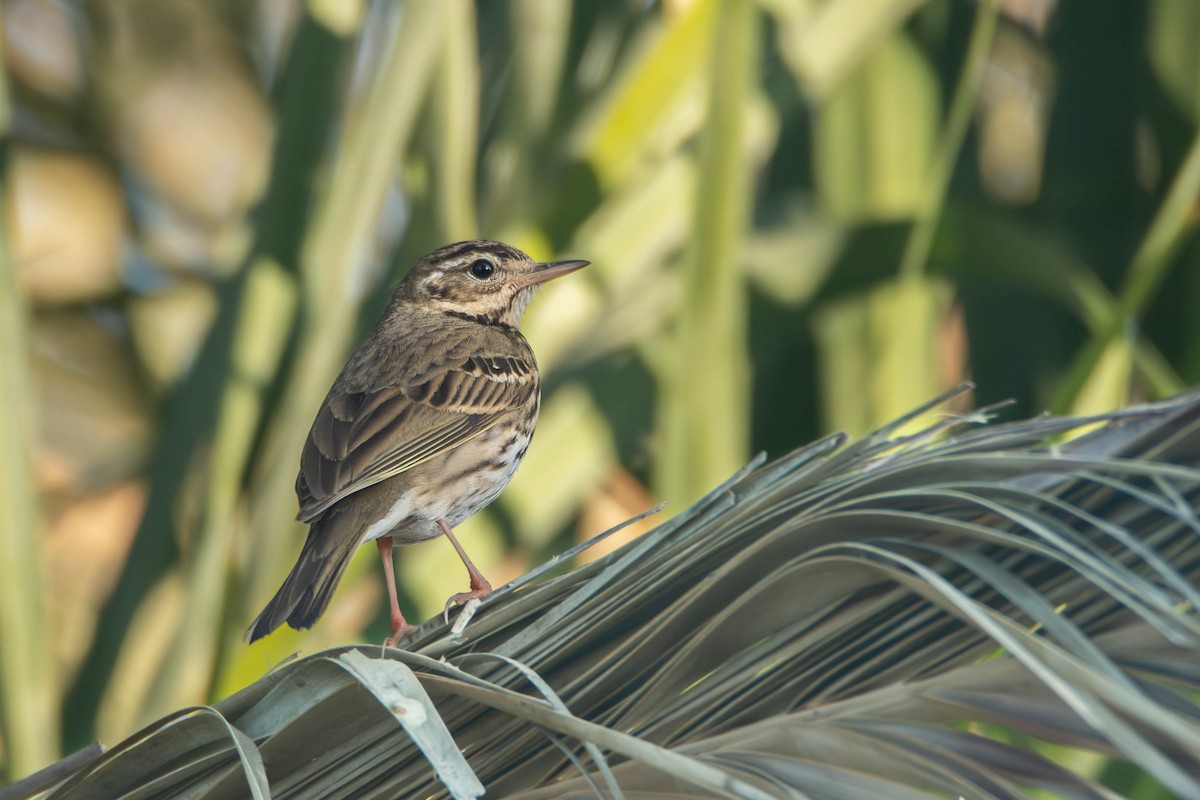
469, 259, 495, 280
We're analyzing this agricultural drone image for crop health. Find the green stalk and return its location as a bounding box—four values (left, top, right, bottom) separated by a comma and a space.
429, 0, 480, 241
141, 259, 295, 720
63, 10, 350, 748
490, 0, 573, 236
1066, 270, 1186, 397
1053, 127, 1200, 412
781, 0, 928, 99
657, 0, 756, 506
510, 0, 571, 144
0, 15, 59, 776
897, 0, 998, 280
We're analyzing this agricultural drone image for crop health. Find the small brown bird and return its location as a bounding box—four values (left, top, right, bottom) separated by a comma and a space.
246, 240, 587, 645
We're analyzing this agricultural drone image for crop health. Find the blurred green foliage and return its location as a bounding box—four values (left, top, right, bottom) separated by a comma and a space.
0, 0, 1197, 793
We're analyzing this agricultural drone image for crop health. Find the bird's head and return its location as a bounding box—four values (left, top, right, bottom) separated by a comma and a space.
398, 240, 588, 327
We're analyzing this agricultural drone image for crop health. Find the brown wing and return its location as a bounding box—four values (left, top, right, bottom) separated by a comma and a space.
296, 352, 537, 522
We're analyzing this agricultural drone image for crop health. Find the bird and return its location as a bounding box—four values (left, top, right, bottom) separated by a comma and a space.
245, 240, 588, 646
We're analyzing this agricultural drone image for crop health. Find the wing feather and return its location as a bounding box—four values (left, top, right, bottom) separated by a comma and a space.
295, 341, 537, 523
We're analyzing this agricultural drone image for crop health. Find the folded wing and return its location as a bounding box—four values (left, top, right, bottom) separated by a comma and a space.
296, 350, 537, 522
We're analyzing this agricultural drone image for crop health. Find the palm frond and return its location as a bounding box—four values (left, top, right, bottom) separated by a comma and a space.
22, 386, 1200, 799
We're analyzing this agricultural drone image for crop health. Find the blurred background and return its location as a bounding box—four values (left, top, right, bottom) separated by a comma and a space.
2, 0, 1199, 786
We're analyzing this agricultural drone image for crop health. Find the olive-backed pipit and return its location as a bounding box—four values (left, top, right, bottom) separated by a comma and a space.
245, 240, 588, 645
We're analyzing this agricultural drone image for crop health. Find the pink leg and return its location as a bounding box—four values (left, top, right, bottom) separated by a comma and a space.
376, 537, 412, 646
438, 519, 493, 608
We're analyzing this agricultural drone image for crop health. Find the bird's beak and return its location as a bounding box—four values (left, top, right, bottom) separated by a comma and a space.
513, 259, 589, 290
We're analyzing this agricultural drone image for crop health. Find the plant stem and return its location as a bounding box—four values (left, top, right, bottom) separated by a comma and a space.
0, 9, 60, 775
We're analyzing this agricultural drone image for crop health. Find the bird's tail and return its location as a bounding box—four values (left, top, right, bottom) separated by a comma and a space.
244, 517, 360, 644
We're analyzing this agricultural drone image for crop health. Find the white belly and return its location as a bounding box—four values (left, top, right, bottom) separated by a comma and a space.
360, 420, 531, 544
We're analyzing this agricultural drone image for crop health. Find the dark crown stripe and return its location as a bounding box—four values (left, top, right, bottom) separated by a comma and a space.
430, 240, 524, 264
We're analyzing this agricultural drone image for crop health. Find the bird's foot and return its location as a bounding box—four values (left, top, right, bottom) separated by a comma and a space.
383, 622, 414, 649
442, 575, 492, 626
446, 582, 492, 610
442, 587, 490, 619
